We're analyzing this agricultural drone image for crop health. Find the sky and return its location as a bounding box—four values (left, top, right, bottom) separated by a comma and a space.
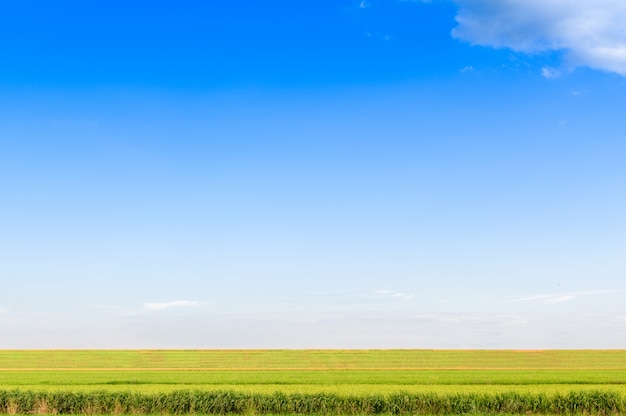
1, 0, 625, 349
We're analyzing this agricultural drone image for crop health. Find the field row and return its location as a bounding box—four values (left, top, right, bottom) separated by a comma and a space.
2, 370, 626, 387
5, 383, 626, 396
1, 350, 625, 370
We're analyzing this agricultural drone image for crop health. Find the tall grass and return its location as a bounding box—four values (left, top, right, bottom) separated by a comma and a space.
0, 390, 622, 415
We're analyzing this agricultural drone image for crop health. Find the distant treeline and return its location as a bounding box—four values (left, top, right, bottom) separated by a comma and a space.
0, 390, 622, 415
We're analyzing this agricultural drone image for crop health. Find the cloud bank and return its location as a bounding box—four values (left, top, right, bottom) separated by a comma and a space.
451, 0, 626, 75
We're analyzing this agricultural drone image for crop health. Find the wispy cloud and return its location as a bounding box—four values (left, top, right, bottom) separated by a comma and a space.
541, 67, 562, 79
365, 32, 391, 41
451, 0, 626, 75
415, 313, 527, 325
375, 290, 415, 300
252, 314, 321, 325
143, 300, 202, 311
508, 290, 616, 304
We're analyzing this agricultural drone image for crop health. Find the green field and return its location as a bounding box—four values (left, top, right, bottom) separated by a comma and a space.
1, 350, 625, 414
3, 349, 626, 370
2, 350, 626, 393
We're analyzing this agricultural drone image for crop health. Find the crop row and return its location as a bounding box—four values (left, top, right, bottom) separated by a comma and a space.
8, 383, 626, 396
2, 350, 625, 370
0, 390, 623, 415
4, 369, 626, 387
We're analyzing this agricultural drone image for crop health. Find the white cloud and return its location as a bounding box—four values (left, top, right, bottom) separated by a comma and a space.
541, 67, 562, 79
375, 289, 415, 300
143, 300, 201, 311
415, 313, 528, 325
451, 0, 626, 75
508, 290, 616, 304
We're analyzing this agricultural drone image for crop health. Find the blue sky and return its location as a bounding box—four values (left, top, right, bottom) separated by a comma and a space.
1, 0, 625, 348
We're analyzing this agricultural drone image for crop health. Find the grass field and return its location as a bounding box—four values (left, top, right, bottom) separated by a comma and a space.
3, 349, 626, 370
1, 350, 625, 414
1, 350, 626, 392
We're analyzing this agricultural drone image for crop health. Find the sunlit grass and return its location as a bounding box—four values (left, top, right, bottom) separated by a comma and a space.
2, 369, 626, 388
2, 350, 626, 370
5, 383, 626, 395
1, 350, 625, 414
0, 390, 622, 415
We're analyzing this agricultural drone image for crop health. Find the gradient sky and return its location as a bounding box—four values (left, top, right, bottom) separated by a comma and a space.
1, 0, 625, 348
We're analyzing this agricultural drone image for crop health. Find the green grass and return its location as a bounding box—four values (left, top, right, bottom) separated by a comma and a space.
3, 370, 626, 391
5, 383, 626, 396
1, 350, 625, 414
2, 350, 626, 370
1, 350, 626, 393
0, 390, 623, 415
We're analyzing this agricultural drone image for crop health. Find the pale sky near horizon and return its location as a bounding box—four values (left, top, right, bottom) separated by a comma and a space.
1, 0, 626, 349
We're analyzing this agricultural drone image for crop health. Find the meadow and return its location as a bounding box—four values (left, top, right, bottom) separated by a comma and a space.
0, 350, 625, 414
